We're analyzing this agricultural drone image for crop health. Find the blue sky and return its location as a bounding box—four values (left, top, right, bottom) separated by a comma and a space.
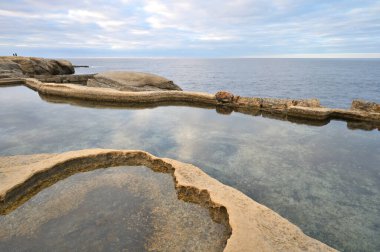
0, 0, 380, 57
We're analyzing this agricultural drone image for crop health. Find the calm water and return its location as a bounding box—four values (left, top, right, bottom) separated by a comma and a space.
0, 58, 380, 251
70, 58, 380, 108
0, 166, 228, 251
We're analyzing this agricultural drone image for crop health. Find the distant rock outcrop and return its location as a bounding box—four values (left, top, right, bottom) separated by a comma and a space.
0, 56, 74, 78
87, 71, 182, 92
351, 99, 380, 113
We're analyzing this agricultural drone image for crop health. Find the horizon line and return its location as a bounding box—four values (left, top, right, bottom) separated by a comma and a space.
60, 53, 380, 59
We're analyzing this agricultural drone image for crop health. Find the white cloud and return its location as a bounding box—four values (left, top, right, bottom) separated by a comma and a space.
0, 0, 379, 56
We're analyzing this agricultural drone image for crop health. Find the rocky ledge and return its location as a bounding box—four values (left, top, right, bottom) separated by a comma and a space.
0, 57, 379, 128
9, 78, 380, 129
0, 56, 74, 78
87, 71, 183, 91
0, 149, 336, 252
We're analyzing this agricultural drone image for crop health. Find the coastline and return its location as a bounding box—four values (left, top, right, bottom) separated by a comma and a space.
1, 77, 379, 131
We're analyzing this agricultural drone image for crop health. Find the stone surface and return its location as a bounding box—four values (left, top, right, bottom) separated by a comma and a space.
0, 149, 336, 252
215, 91, 234, 103
351, 99, 380, 113
35, 74, 95, 85
2, 78, 379, 127
231, 96, 320, 109
87, 71, 182, 92
0, 56, 74, 78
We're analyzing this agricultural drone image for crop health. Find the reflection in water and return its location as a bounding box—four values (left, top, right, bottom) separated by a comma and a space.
1, 86, 380, 251
0, 166, 228, 251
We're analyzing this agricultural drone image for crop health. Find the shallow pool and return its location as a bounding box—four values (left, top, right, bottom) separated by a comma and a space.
0, 165, 229, 251
1, 86, 379, 251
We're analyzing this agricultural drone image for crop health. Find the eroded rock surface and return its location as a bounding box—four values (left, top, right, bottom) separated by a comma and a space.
215, 91, 234, 103
1, 78, 379, 129
0, 57, 74, 78
87, 71, 183, 92
352, 99, 380, 113
0, 149, 336, 252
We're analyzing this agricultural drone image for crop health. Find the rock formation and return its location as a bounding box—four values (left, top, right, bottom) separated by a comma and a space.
0, 149, 336, 252
0, 56, 74, 78
351, 99, 380, 113
87, 71, 182, 92
0, 78, 377, 130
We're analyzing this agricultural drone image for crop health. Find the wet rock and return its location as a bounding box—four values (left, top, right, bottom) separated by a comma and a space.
87, 71, 182, 92
351, 100, 380, 113
215, 91, 234, 103
0, 56, 74, 78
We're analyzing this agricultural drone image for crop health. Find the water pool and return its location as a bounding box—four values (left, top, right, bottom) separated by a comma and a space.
1, 85, 379, 251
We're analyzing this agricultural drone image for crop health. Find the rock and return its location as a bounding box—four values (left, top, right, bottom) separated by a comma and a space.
215, 91, 234, 103
0, 56, 74, 78
261, 98, 294, 110
351, 100, 380, 113
0, 149, 336, 251
87, 71, 182, 92
0, 59, 24, 78
35, 74, 95, 85
294, 98, 321, 108
234, 97, 321, 109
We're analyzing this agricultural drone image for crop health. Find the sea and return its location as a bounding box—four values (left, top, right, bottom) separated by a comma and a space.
70, 58, 380, 108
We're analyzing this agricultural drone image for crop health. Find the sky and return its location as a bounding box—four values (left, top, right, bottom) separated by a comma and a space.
0, 0, 380, 58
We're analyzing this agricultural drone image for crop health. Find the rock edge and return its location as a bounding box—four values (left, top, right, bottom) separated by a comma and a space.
0, 149, 336, 252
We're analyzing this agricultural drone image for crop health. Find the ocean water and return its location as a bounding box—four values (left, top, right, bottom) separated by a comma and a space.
70, 58, 380, 108
1, 59, 380, 251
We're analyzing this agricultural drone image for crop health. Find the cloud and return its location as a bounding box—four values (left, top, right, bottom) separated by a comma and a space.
0, 0, 379, 57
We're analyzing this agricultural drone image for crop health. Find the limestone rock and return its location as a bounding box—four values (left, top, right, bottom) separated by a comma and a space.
0, 56, 74, 78
351, 100, 380, 113
294, 98, 321, 108
35, 74, 95, 85
87, 71, 182, 92
0, 59, 24, 78
215, 91, 234, 103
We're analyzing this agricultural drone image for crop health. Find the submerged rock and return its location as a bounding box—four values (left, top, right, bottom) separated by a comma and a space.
0, 56, 74, 78
87, 71, 183, 92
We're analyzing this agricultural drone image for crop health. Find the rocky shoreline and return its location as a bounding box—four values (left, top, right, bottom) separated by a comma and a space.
0, 149, 336, 252
1, 56, 379, 130
1, 77, 379, 131
0, 56, 378, 251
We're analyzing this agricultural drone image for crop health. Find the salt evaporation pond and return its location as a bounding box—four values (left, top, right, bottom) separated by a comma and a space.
0, 85, 380, 251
